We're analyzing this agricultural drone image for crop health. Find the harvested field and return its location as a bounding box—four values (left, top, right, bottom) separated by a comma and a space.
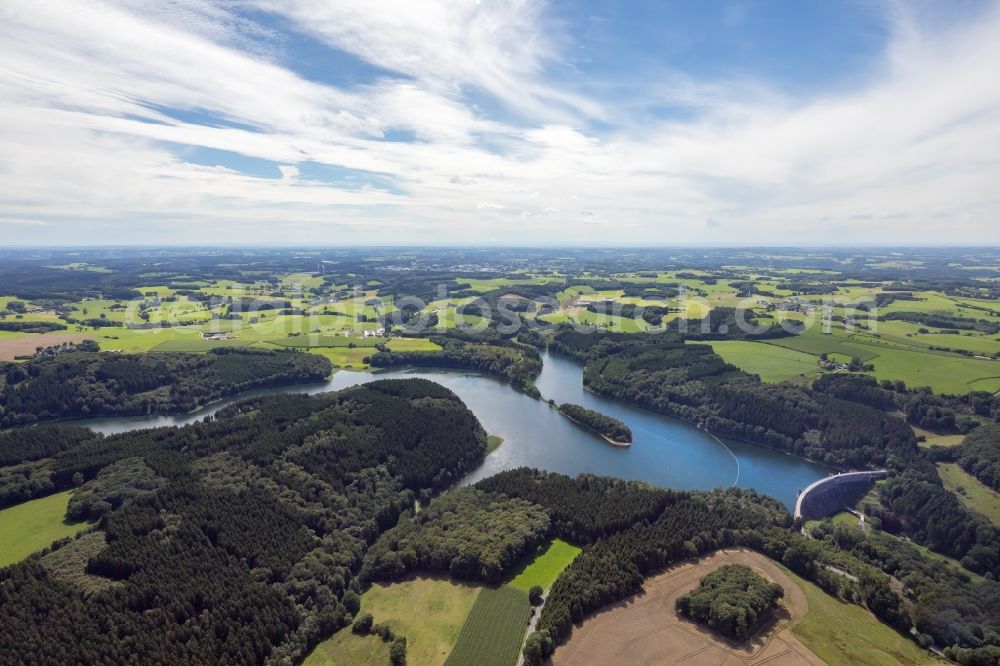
552, 549, 823, 666
0, 332, 87, 360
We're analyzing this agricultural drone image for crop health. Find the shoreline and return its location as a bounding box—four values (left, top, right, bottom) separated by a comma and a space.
10, 374, 333, 432
564, 359, 843, 474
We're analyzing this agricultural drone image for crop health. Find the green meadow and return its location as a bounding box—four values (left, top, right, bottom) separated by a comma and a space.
707, 340, 822, 384
0, 490, 90, 568
760, 325, 1000, 394
785, 566, 946, 665
509, 539, 581, 592
304, 576, 482, 666
938, 463, 1000, 525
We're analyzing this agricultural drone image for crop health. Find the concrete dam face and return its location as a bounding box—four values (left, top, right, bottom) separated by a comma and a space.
794, 470, 888, 521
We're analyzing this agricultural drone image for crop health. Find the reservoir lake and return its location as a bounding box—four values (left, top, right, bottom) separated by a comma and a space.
75, 350, 829, 509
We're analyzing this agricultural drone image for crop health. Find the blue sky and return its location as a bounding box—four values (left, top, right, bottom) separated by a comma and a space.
1, 0, 998, 245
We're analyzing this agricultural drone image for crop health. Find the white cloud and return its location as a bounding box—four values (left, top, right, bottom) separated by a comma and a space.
249, 0, 602, 121
0, 217, 47, 226
0, 0, 998, 244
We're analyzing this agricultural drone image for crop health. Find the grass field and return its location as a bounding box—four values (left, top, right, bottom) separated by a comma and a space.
764, 326, 880, 361
938, 463, 1000, 525
538, 309, 650, 333
304, 576, 482, 666
761, 325, 1000, 394
309, 347, 373, 368
444, 585, 530, 666
912, 426, 965, 448
707, 340, 822, 383
784, 566, 945, 665
853, 336, 1000, 394
803, 511, 861, 535
268, 335, 384, 348
151, 337, 253, 352
831, 511, 861, 529
387, 337, 441, 352
486, 435, 504, 455
509, 539, 581, 592
0, 490, 90, 568
875, 320, 1000, 355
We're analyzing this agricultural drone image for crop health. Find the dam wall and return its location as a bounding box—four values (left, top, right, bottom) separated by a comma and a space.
794, 470, 888, 521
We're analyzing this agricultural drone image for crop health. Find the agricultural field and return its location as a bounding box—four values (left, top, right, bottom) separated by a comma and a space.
707, 340, 822, 384
552, 549, 825, 666
304, 576, 482, 666
938, 463, 1000, 525
2, 263, 999, 398
0, 331, 89, 360
0, 490, 90, 568
764, 325, 880, 361
419, 296, 487, 330
538, 309, 651, 333
463, 276, 558, 293
386, 337, 441, 352
444, 585, 530, 666
308, 347, 374, 368
150, 336, 254, 352
760, 325, 1000, 395
860, 343, 1000, 395
68, 299, 132, 323
874, 319, 1000, 355
509, 539, 581, 592
267, 335, 385, 348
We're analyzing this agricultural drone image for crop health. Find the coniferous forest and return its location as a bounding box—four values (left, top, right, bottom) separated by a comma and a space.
0, 348, 331, 427
0, 379, 486, 664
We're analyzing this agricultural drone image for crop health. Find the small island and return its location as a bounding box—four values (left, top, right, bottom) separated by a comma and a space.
558, 403, 633, 446
675, 564, 784, 641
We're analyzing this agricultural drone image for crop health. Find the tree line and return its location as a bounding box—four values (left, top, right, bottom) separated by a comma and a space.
0, 347, 330, 427
368, 335, 542, 397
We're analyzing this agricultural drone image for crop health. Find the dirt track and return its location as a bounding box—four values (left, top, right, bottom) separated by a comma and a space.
552, 549, 824, 666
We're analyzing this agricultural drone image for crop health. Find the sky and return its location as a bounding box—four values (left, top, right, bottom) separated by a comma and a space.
1, 0, 999, 246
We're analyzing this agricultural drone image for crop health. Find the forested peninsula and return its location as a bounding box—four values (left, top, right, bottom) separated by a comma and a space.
558, 403, 632, 445
0, 348, 330, 427
367, 335, 541, 397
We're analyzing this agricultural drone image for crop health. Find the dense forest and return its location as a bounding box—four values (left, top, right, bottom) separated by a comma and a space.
368, 335, 541, 397
551, 329, 917, 469
0, 379, 487, 664
558, 403, 632, 443
361, 486, 550, 583
675, 564, 784, 640
0, 348, 330, 427
878, 468, 1000, 574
